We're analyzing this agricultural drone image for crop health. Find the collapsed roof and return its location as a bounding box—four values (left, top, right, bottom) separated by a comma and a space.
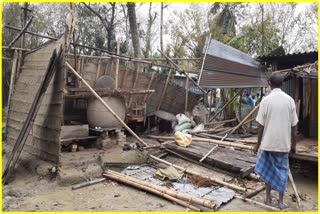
198, 39, 268, 88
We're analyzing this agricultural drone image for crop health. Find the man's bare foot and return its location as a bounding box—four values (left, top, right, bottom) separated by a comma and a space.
264, 199, 272, 206
278, 202, 289, 210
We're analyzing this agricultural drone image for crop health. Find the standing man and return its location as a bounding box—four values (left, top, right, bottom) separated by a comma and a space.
254, 72, 298, 209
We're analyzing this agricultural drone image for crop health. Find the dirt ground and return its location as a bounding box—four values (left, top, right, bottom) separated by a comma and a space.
2, 139, 318, 212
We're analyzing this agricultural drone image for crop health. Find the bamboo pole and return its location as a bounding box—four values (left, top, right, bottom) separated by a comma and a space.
199, 134, 228, 162
103, 172, 201, 211
95, 59, 102, 81
288, 169, 302, 210
245, 186, 265, 198
149, 155, 247, 192
7, 50, 18, 107
228, 104, 260, 135
205, 118, 237, 126
209, 89, 242, 123
235, 195, 280, 211
197, 133, 257, 144
148, 135, 253, 150
8, 17, 33, 48
104, 170, 215, 209
157, 69, 173, 111
128, 65, 140, 107
184, 69, 189, 112
66, 62, 148, 147
72, 178, 106, 190
115, 41, 120, 89
143, 72, 156, 103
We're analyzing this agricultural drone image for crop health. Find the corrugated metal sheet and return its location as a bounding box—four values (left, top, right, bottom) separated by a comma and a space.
199, 39, 268, 88
281, 78, 296, 99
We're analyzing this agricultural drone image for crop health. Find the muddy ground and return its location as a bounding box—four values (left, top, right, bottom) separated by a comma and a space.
2, 138, 318, 212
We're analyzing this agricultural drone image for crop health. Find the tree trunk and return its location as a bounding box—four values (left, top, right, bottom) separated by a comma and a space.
144, 3, 157, 58
107, 3, 116, 51
127, 2, 141, 58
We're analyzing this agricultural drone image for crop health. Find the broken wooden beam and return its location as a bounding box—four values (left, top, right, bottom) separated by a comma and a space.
115, 41, 120, 89
149, 155, 246, 192
66, 62, 149, 147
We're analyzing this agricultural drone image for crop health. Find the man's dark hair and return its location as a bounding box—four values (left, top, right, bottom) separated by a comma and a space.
268, 72, 283, 88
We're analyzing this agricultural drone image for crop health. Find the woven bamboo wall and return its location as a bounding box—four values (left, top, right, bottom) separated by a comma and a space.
6, 38, 65, 163
64, 56, 201, 119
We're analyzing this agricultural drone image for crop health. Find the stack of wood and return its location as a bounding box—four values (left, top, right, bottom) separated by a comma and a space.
115, 129, 126, 144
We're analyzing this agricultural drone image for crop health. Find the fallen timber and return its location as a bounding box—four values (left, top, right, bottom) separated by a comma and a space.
195, 133, 257, 144
104, 170, 216, 210
149, 155, 247, 192
163, 141, 256, 177
148, 135, 254, 150
66, 62, 149, 147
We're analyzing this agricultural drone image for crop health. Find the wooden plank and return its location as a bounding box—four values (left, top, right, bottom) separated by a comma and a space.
163, 141, 256, 177
143, 72, 156, 103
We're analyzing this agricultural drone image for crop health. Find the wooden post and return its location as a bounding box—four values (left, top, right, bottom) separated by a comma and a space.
157, 68, 173, 111
208, 89, 213, 122
120, 69, 128, 88
95, 59, 102, 81
66, 62, 149, 147
184, 73, 189, 112
143, 72, 156, 103
7, 50, 18, 107
128, 65, 140, 107
115, 41, 120, 89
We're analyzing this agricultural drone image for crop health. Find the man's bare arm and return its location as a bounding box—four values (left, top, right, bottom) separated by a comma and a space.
254, 124, 264, 153
291, 125, 297, 153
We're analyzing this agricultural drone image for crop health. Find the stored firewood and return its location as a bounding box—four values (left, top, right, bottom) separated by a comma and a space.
149, 155, 246, 192
103, 171, 202, 211
105, 170, 216, 209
